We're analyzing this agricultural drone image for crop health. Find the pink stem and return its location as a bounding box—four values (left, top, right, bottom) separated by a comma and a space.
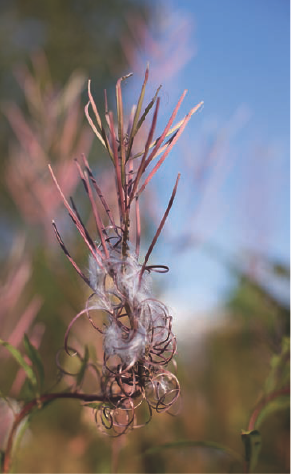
143, 90, 188, 170
48, 164, 104, 266
52, 221, 92, 286
140, 173, 181, 280
81, 154, 117, 230
137, 108, 192, 196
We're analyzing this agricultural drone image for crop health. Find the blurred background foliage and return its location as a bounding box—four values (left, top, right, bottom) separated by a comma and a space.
0, 1, 289, 473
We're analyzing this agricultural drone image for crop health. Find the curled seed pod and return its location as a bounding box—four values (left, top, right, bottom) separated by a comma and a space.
95, 398, 135, 436
145, 371, 180, 413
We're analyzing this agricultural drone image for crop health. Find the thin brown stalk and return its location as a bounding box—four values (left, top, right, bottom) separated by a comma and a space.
83, 169, 109, 259
126, 65, 149, 160
135, 197, 141, 257
87, 80, 103, 129
86, 81, 113, 159
104, 89, 110, 128
84, 102, 106, 148
137, 108, 193, 196
52, 221, 92, 287
129, 97, 160, 203
140, 173, 181, 279
81, 154, 117, 230
69, 197, 103, 261
48, 164, 103, 265
116, 78, 126, 186
131, 100, 203, 162
108, 112, 126, 223
143, 90, 188, 170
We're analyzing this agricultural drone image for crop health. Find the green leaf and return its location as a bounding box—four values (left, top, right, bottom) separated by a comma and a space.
0, 339, 38, 394
241, 429, 262, 473
76, 345, 89, 388
265, 337, 290, 394
20, 377, 38, 400
84, 402, 101, 410
23, 334, 44, 391
256, 393, 290, 429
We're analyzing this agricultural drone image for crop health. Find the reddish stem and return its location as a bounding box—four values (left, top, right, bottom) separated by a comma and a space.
2, 391, 117, 474
140, 173, 180, 282
248, 386, 290, 431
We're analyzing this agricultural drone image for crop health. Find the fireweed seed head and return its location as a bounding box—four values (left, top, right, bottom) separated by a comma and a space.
103, 321, 147, 367
88, 244, 151, 311
50, 68, 202, 434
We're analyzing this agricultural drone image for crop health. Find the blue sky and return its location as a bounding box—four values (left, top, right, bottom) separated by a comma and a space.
180, 0, 289, 136
125, 0, 290, 324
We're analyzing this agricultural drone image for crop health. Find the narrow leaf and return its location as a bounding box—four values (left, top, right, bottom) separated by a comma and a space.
48, 164, 104, 268
126, 65, 150, 159
23, 334, 44, 391
0, 339, 37, 392
137, 104, 195, 196
82, 169, 109, 258
76, 346, 89, 388
84, 402, 102, 410
264, 337, 290, 394
108, 111, 125, 221
86, 80, 114, 161
81, 154, 117, 230
135, 84, 162, 141
84, 102, 106, 148
87, 80, 102, 129
52, 221, 92, 288
129, 98, 160, 203
255, 393, 290, 429
131, 100, 204, 162
127, 84, 162, 161
116, 74, 132, 182
140, 174, 180, 278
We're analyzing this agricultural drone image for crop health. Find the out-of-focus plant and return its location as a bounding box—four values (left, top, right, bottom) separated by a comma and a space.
3, 52, 93, 244
241, 335, 289, 473
120, 9, 194, 81
0, 237, 44, 397
228, 255, 290, 473
0, 55, 96, 428
0, 67, 203, 473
